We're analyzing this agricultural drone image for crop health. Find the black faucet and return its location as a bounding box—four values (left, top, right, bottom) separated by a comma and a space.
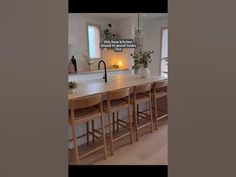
98, 60, 107, 82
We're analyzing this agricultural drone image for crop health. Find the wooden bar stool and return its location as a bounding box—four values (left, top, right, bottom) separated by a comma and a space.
131, 83, 153, 141
103, 87, 133, 156
152, 80, 168, 130
68, 94, 107, 164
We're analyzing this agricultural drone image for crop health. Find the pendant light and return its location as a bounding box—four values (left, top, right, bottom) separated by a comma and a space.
134, 13, 144, 53
135, 13, 144, 37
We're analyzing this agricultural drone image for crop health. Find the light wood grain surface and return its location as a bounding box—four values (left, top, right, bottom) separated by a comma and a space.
68, 74, 167, 100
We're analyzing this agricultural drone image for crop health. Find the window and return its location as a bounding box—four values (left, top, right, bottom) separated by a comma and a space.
160, 28, 168, 77
87, 24, 101, 59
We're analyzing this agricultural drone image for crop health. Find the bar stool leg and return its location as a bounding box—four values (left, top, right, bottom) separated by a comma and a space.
108, 112, 114, 156
112, 112, 115, 134
100, 116, 107, 159
128, 106, 133, 144
86, 122, 89, 145
71, 122, 80, 165
166, 95, 168, 123
92, 120, 95, 144
116, 111, 119, 132
153, 97, 158, 130
137, 104, 140, 125
133, 103, 139, 141
149, 99, 153, 133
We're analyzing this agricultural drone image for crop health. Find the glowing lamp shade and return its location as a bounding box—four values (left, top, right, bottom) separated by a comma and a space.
134, 28, 144, 37
117, 60, 122, 67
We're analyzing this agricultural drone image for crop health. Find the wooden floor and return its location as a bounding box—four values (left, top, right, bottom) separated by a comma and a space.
68, 119, 168, 165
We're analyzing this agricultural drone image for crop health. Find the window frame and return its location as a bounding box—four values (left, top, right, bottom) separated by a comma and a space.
86, 23, 102, 60
159, 27, 168, 76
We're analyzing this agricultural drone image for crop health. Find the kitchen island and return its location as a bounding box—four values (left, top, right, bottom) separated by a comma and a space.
68, 73, 168, 152
68, 74, 167, 100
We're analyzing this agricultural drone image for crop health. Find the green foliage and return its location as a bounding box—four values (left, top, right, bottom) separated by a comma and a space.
68, 81, 78, 89
101, 24, 116, 41
102, 28, 112, 40
131, 50, 154, 69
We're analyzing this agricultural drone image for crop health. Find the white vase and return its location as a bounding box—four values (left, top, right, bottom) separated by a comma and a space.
134, 68, 139, 74
69, 89, 76, 94
139, 67, 150, 78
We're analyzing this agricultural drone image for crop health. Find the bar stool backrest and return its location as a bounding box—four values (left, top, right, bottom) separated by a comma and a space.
109, 87, 130, 100
134, 83, 152, 94
153, 80, 168, 92
69, 94, 102, 110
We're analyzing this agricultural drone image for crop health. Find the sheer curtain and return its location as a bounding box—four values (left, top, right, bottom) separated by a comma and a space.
88, 25, 101, 59
161, 28, 168, 77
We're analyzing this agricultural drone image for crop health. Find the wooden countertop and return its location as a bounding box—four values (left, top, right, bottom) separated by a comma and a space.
69, 68, 128, 75
68, 74, 167, 100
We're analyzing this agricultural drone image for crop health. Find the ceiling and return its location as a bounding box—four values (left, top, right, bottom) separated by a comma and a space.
77, 13, 168, 19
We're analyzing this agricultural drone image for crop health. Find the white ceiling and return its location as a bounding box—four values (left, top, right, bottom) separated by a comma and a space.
78, 13, 168, 19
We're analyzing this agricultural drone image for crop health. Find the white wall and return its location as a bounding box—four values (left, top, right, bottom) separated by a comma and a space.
69, 14, 118, 71
69, 14, 168, 74
115, 16, 168, 75
116, 18, 135, 70
144, 17, 168, 75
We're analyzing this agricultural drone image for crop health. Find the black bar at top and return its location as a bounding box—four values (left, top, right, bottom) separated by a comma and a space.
69, 0, 168, 13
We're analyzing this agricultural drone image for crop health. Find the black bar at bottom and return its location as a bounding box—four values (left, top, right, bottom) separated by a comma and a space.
69, 165, 168, 177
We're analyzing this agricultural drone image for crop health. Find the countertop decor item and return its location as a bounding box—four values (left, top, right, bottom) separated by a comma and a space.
112, 64, 119, 69
82, 50, 94, 71
69, 55, 77, 74
71, 55, 77, 72
131, 56, 140, 74
68, 81, 78, 94
131, 50, 154, 77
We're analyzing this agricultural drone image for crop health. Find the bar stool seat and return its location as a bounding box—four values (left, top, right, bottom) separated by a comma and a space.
69, 107, 101, 124
151, 91, 167, 99
130, 93, 150, 103
103, 99, 128, 112
68, 94, 107, 164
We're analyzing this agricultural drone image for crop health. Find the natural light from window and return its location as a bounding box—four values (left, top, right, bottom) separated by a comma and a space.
87, 25, 101, 59
161, 28, 168, 77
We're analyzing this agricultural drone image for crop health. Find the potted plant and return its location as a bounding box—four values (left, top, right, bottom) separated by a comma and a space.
131, 50, 154, 77
68, 81, 78, 94
131, 57, 140, 74
101, 24, 116, 41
